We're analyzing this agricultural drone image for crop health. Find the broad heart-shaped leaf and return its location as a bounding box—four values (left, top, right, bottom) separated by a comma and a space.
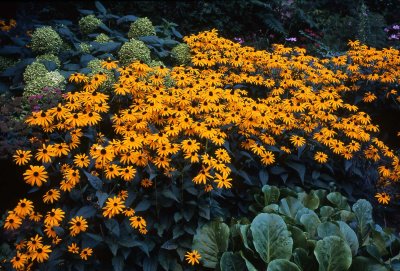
83, 170, 103, 190
350, 256, 388, 271
352, 199, 373, 240
259, 169, 269, 186
267, 259, 301, 271
288, 225, 308, 250
75, 205, 97, 218
262, 185, 280, 205
314, 236, 352, 271
192, 221, 230, 268
279, 197, 304, 219
293, 248, 317, 270
285, 161, 306, 184
298, 191, 320, 210
317, 222, 341, 239
220, 252, 246, 271
327, 192, 350, 210
250, 213, 293, 264
337, 221, 359, 256
300, 212, 321, 237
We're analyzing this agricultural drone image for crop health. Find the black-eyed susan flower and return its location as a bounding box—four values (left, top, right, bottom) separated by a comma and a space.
185, 250, 201, 265
14, 198, 34, 217
29, 211, 43, 222
214, 172, 232, 189
260, 151, 275, 166
53, 143, 69, 157
123, 207, 135, 217
27, 235, 43, 252
44, 225, 57, 238
44, 208, 65, 227
140, 178, 153, 188
69, 72, 88, 83
290, 135, 306, 148
80, 247, 93, 260
375, 192, 390, 204
35, 144, 55, 163
105, 164, 121, 179
102, 196, 125, 218
10, 252, 27, 270
69, 216, 88, 236
129, 216, 146, 229
13, 150, 32, 166
74, 153, 90, 168
68, 243, 80, 254
120, 166, 136, 182
314, 151, 328, 164
23, 165, 48, 187
3, 212, 22, 230
193, 166, 212, 185
32, 245, 51, 263
101, 58, 118, 70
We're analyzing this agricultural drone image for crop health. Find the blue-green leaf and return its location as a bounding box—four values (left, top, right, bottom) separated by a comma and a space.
105, 219, 120, 237
112, 255, 124, 271
76, 205, 97, 218
95, 1, 107, 14
285, 161, 306, 184
83, 170, 103, 190
116, 15, 138, 25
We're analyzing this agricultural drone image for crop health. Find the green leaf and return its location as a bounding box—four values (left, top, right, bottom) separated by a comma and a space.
162, 189, 179, 202
239, 225, 254, 252
143, 256, 158, 271
293, 248, 316, 270
83, 170, 103, 190
286, 161, 306, 184
350, 256, 388, 271
262, 185, 280, 205
250, 213, 293, 264
352, 199, 373, 240
300, 191, 320, 210
267, 259, 301, 271
317, 222, 341, 239
192, 221, 230, 268
259, 169, 269, 186
319, 206, 335, 221
112, 255, 124, 271
279, 197, 304, 219
337, 221, 359, 256
314, 236, 352, 271
220, 252, 246, 271
240, 251, 258, 271
327, 192, 350, 210
288, 226, 308, 250
104, 219, 120, 237
75, 205, 97, 218
300, 212, 321, 237
135, 199, 151, 212
95, 1, 107, 14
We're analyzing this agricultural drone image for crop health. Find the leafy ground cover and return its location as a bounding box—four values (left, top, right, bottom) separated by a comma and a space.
0, 1, 399, 271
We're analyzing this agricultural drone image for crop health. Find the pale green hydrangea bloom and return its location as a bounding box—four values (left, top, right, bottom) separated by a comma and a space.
23, 62, 48, 83
127, 17, 156, 39
79, 15, 102, 34
36, 53, 61, 68
171, 43, 191, 65
31, 26, 63, 54
94, 33, 112, 43
79, 43, 92, 54
118, 39, 151, 66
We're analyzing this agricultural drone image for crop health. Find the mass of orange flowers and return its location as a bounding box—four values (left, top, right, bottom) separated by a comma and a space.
3, 29, 400, 269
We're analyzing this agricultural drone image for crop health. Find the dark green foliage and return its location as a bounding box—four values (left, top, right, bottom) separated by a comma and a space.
192, 185, 400, 270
